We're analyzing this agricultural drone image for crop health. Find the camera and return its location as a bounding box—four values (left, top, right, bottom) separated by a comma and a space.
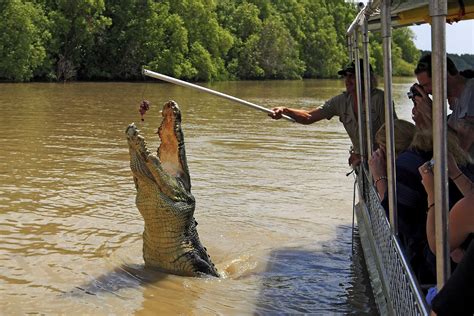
407, 83, 422, 99
427, 158, 435, 170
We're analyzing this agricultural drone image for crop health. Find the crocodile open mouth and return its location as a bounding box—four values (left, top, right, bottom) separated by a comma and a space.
157, 100, 190, 190
126, 100, 190, 190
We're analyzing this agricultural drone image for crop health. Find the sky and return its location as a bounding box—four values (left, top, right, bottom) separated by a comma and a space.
409, 20, 474, 55
354, 0, 474, 55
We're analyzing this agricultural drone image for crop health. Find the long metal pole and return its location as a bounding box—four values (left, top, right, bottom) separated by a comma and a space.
142, 69, 295, 122
381, 0, 398, 235
430, 0, 450, 289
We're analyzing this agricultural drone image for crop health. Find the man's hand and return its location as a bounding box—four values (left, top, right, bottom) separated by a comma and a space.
269, 107, 285, 120
412, 84, 433, 128
348, 152, 361, 167
418, 160, 435, 199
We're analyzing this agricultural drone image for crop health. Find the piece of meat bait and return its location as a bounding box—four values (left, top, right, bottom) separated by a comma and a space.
139, 100, 150, 121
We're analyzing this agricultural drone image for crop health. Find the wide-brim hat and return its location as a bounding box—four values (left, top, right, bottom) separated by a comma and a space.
338, 59, 373, 76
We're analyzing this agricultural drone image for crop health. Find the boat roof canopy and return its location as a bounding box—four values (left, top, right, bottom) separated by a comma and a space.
365, 0, 474, 31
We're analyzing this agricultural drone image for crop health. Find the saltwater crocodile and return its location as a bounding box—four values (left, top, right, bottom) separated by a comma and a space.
126, 100, 219, 277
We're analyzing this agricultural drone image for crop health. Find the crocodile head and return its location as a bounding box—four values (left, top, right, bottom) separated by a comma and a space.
126, 100, 190, 195
126, 101, 218, 277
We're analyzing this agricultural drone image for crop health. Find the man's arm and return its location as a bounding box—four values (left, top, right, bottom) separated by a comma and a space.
269, 107, 326, 124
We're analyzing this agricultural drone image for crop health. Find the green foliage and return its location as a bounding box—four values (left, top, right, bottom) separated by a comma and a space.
0, 0, 439, 82
325, 1, 357, 47
219, 1, 262, 41
369, 28, 422, 77
216, 0, 263, 79
44, 0, 111, 81
257, 17, 305, 79
228, 34, 264, 79
0, 0, 50, 81
392, 46, 416, 76
297, 0, 346, 78
147, 13, 196, 80
188, 41, 216, 81
393, 28, 420, 65
167, 0, 233, 81
247, 0, 275, 20
368, 33, 384, 75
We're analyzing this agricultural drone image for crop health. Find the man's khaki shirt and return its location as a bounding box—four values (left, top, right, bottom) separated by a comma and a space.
319, 88, 392, 154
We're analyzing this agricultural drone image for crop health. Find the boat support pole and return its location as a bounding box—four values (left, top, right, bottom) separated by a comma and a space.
354, 31, 367, 164
381, 0, 398, 236
430, 0, 450, 289
362, 17, 373, 162
142, 69, 295, 123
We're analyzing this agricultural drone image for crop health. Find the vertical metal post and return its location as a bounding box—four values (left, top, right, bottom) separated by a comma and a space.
430, 0, 450, 289
354, 31, 367, 163
347, 35, 354, 62
362, 18, 373, 161
381, 0, 398, 235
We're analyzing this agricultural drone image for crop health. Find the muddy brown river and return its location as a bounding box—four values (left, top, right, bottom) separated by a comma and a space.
0, 78, 414, 314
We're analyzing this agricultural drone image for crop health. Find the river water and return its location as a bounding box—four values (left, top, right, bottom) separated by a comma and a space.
0, 78, 414, 314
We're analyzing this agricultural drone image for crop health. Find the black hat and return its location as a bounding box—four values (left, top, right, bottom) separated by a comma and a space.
337, 59, 373, 76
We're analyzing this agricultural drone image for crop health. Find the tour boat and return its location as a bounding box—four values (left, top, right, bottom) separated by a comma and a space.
348, 0, 474, 314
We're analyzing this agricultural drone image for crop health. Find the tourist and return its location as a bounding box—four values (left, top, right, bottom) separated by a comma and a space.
368, 119, 416, 199
413, 53, 474, 157
419, 117, 474, 263
371, 121, 469, 284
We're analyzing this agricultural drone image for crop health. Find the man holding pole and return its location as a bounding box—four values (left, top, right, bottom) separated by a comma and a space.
269, 60, 394, 167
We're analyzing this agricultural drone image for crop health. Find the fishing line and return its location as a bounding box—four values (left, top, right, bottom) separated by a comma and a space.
140, 69, 149, 101
139, 69, 151, 121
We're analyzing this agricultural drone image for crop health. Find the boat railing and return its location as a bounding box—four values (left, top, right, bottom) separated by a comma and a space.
357, 165, 429, 315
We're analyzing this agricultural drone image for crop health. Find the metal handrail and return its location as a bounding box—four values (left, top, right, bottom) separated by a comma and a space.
358, 166, 429, 314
